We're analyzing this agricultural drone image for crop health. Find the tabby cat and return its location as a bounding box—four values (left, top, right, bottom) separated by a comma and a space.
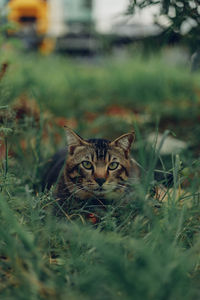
43, 127, 140, 211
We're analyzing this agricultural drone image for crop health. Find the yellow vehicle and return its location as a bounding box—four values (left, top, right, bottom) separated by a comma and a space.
8, 0, 48, 35
3, 0, 97, 53
7, 0, 49, 50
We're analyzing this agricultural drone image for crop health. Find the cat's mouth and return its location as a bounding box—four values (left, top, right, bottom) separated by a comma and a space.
93, 187, 105, 194
85, 184, 123, 197
83, 186, 106, 195
92, 186, 118, 196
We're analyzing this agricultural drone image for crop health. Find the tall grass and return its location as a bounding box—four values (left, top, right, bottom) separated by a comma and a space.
1, 52, 200, 119
0, 51, 199, 299
0, 148, 199, 299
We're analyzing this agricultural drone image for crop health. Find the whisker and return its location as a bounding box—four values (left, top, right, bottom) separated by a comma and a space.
66, 187, 86, 201
57, 187, 86, 211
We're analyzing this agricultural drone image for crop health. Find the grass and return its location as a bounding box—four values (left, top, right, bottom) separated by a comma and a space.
0, 49, 200, 299
1, 52, 200, 116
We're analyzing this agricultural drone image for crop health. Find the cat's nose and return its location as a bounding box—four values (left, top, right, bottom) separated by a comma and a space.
95, 178, 106, 187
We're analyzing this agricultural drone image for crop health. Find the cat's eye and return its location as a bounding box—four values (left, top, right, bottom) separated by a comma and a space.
82, 160, 93, 170
108, 162, 119, 170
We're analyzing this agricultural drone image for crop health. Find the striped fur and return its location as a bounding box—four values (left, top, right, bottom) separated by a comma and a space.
51, 127, 140, 204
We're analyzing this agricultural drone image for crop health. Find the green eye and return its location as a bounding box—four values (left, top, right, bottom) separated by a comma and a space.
108, 162, 119, 170
82, 161, 93, 170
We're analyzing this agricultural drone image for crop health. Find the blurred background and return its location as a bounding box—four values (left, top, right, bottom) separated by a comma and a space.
0, 0, 200, 180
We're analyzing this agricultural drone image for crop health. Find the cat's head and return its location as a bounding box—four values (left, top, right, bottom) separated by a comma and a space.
64, 127, 135, 200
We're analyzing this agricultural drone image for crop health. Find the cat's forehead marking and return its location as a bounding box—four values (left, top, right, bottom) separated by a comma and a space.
87, 138, 110, 161
72, 138, 126, 164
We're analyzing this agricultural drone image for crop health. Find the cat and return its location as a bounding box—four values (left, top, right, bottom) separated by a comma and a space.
42, 127, 140, 214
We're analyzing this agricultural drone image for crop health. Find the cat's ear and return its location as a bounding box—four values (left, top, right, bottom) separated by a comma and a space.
111, 131, 135, 155
65, 127, 88, 154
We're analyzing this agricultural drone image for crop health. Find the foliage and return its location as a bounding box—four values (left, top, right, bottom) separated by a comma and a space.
128, 0, 200, 50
